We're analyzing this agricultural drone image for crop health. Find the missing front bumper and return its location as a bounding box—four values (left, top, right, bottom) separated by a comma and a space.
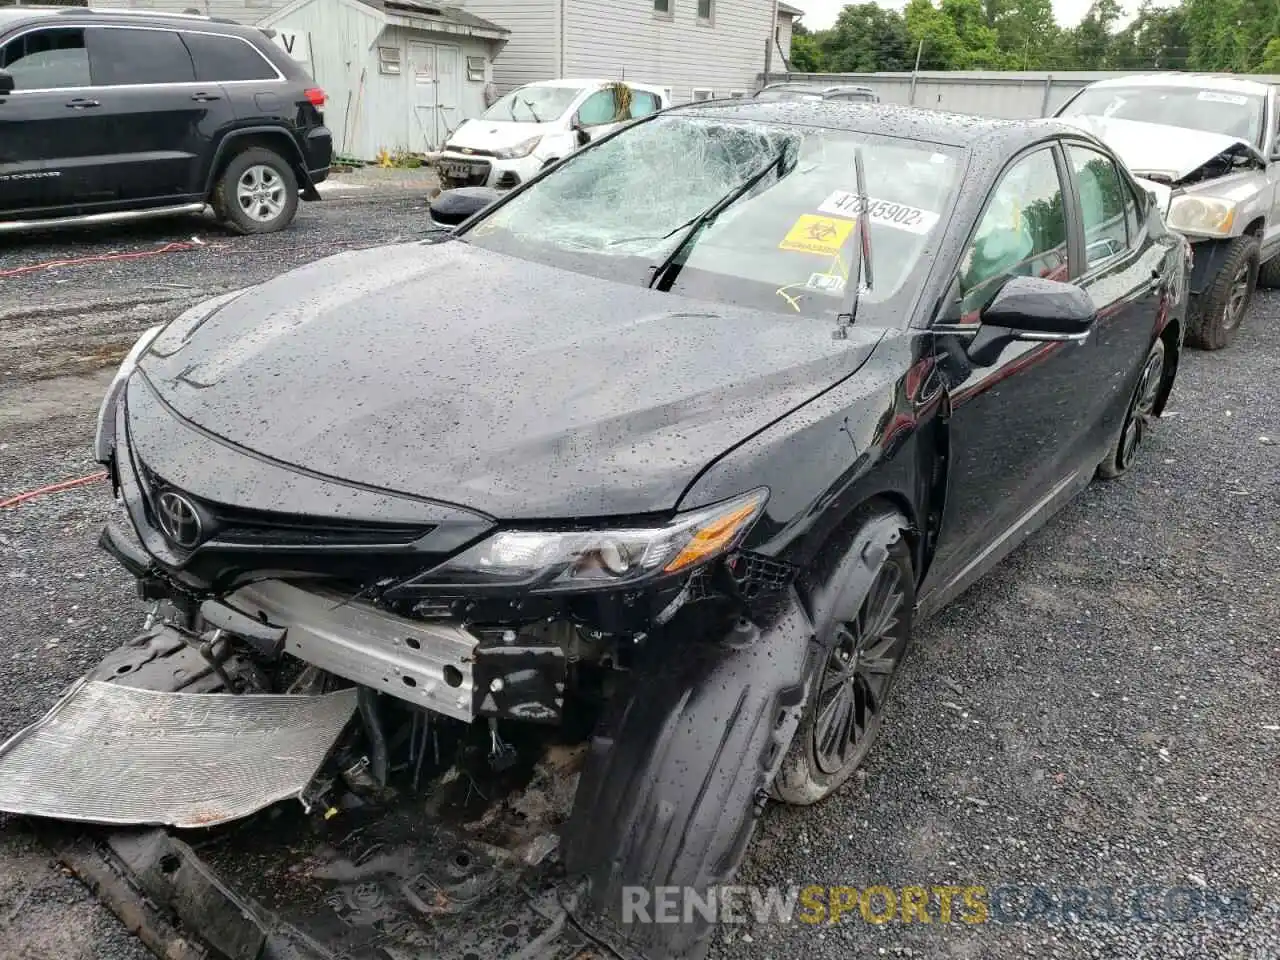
216, 579, 480, 722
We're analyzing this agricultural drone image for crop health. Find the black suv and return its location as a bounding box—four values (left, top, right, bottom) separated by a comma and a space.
0, 6, 332, 235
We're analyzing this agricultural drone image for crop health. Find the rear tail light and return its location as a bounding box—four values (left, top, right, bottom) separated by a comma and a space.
304, 87, 326, 107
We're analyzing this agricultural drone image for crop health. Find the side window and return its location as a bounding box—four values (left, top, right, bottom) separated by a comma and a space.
88, 27, 195, 86
1069, 145, 1129, 268
958, 148, 1068, 314
0, 28, 90, 90
576, 89, 616, 126
182, 32, 277, 83
630, 90, 659, 119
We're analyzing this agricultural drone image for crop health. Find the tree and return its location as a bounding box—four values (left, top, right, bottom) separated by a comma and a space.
820, 3, 913, 73
985, 0, 1059, 68
1070, 0, 1123, 69
1259, 37, 1280, 73
790, 32, 825, 72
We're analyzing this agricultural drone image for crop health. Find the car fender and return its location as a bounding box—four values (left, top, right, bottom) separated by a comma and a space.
204, 126, 317, 200
676, 333, 943, 586
562, 591, 815, 959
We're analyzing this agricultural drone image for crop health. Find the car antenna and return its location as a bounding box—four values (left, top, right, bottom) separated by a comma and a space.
834, 145, 874, 340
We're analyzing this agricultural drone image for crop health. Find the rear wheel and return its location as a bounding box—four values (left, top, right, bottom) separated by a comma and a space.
1098, 336, 1166, 479
772, 517, 914, 805
1187, 236, 1258, 350
213, 147, 299, 235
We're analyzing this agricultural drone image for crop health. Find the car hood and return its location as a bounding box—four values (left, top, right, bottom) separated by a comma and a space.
1059, 114, 1261, 182
446, 118, 554, 150
138, 241, 883, 519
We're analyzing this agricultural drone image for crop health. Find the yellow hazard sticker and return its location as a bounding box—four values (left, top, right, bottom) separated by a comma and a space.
779, 214, 855, 256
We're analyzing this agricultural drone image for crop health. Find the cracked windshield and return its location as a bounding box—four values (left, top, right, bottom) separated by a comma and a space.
460, 114, 961, 318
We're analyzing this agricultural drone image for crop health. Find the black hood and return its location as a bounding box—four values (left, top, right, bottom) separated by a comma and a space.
139, 240, 884, 519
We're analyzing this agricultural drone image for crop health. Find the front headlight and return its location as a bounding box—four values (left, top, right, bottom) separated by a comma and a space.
494, 136, 542, 160
1166, 195, 1237, 237
419, 488, 769, 591
93, 325, 164, 463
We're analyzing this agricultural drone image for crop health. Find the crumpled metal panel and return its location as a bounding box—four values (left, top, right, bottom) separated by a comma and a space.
0, 678, 357, 828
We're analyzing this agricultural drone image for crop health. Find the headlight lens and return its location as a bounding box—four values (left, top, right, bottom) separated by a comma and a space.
420, 488, 768, 590
494, 136, 542, 160
1166, 195, 1237, 236
93, 325, 163, 463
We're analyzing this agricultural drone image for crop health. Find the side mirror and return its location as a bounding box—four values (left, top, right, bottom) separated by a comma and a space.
0, 70, 14, 96
571, 121, 589, 147
428, 186, 500, 226
980, 274, 1095, 337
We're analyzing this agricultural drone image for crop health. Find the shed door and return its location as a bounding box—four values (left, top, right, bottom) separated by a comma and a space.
408, 42, 437, 150
433, 45, 460, 147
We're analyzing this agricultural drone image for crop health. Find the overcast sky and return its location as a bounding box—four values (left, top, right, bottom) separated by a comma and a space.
789, 0, 1148, 30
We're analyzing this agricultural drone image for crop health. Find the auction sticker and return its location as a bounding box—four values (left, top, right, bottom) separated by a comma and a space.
779, 214, 855, 255
806, 272, 846, 293
1197, 91, 1249, 105
817, 191, 940, 235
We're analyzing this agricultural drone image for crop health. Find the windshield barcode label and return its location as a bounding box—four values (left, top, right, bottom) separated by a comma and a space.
818, 192, 940, 235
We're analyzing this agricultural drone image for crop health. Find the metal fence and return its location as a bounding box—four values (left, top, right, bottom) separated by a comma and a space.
758, 70, 1280, 119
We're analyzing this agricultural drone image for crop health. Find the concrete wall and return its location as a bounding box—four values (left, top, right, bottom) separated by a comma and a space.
759, 70, 1280, 118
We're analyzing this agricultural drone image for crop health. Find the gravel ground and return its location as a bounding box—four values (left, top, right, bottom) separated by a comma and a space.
0, 204, 1277, 959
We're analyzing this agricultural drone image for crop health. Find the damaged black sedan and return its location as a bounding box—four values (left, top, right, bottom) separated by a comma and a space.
5, 101, 1189, 960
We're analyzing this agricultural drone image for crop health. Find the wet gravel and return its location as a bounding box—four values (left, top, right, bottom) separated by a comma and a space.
1, 210, 1277, 958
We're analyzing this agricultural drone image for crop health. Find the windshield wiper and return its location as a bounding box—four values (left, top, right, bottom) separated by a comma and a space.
520, 97, 542, 123
648, 144, 792, 291
834, 144, 874, 339
507, 101, 518, 121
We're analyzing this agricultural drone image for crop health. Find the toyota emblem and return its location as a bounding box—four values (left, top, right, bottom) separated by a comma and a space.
156, 491, 203, 549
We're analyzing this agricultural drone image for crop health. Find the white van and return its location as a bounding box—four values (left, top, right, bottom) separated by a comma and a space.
436, 78, 668, 190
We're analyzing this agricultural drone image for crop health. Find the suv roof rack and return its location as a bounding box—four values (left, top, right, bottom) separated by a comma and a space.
52, 6, 240, 22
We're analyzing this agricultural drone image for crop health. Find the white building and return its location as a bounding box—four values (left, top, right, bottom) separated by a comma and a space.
461, 0, 787, 102
98, 0, 508, 160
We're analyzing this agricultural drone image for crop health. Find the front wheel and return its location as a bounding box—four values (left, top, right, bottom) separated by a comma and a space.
1187, 236, 1258, 350
1097, 336, 1166, 479
772, 515, 915, 806
213, 147, 300, 235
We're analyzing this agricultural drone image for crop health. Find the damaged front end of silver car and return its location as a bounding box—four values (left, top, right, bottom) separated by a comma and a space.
0, 333, 816, 960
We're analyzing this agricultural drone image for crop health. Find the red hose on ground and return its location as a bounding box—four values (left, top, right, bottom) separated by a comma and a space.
0, 241, 204, 280
0, 471, 108, 509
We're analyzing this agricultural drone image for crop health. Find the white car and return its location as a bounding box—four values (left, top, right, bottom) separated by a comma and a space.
437, 79, 668, 190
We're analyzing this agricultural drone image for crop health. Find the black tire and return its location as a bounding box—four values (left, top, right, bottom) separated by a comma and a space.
772, 509, 915, 805
212, 146, 299, 235
1186, 236, 1259, 350
1097, 335, 1167, 480
1259, 252, 1280, 289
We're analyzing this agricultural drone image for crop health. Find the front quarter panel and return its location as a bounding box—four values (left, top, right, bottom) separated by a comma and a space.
678, 330, 942, 580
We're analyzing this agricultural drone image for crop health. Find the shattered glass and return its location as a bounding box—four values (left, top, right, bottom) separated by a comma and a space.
462, 114, 962, 316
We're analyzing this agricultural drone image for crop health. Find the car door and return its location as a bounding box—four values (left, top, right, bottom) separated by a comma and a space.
85, 25, 225, 202
1062, 140, 1166, 452
0, 25, 105, 214
925, 142, 1114, 590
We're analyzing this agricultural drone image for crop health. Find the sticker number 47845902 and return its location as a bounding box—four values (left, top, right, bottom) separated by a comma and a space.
817, 191, 940, 236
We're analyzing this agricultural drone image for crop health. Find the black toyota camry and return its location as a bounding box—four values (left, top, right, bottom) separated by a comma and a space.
86, 101, 1188, 957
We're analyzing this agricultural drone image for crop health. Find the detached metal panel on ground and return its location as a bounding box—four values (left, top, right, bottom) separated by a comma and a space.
760, 69, 1280, 119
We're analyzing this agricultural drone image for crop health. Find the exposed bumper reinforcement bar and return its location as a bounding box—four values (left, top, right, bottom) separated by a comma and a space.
218, 580, 480, 722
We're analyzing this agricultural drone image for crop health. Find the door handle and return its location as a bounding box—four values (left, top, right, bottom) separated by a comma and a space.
190, 92, 221, 102
65, 98, 100, 109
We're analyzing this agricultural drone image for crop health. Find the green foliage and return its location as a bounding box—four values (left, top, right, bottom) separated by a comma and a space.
792, 0, 1280, 75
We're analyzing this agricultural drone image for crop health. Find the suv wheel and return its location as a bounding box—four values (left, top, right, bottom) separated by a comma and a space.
214, 147, 300, 235
1187, 235, 1259, 350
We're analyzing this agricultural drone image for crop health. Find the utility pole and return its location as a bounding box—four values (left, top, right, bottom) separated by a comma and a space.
908, 39, 923, 105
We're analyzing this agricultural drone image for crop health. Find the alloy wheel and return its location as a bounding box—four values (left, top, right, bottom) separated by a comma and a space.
1118, 340, 1165, 470
813, 562, 907, 775
1223, 261, 1255, 334
236, 165, 287, 223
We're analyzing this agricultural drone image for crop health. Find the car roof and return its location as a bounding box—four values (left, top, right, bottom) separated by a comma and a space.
671, 99, 1071, 153
0, 5, 259, 35
526, 78, 666, 94
1083, 73, 1273, 97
